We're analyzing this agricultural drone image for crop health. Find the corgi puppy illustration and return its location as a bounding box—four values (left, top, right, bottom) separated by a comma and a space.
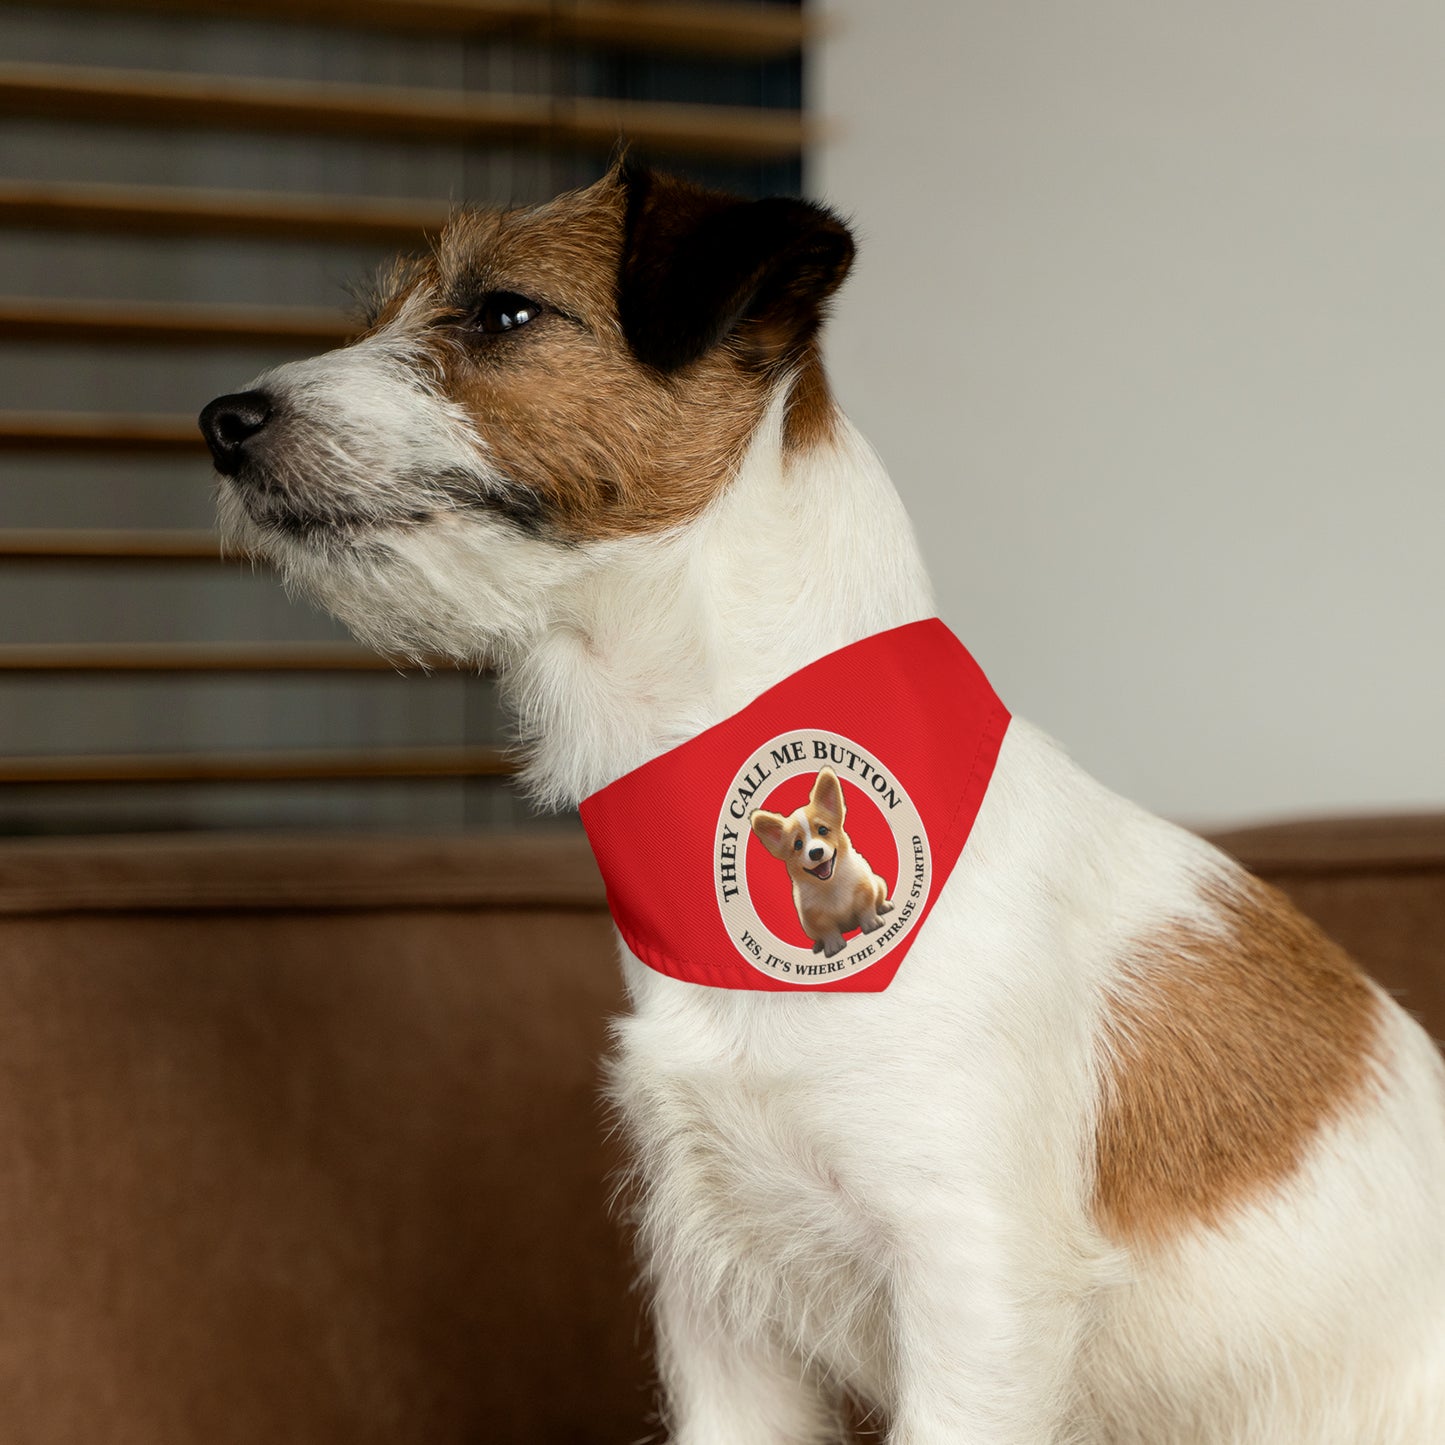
749, 767, 894, 958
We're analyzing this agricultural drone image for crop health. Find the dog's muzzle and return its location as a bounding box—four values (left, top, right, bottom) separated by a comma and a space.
199, 390, 273, 476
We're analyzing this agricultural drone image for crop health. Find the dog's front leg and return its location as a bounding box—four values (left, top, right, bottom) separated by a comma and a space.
882, 1225, 1090, 1445
653, 1275, 843, 1445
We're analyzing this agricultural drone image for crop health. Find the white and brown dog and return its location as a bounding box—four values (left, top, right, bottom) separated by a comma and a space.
201, 163, 1445, 1444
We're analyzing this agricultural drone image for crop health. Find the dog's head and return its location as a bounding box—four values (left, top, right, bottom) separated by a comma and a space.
749, 767, 850, 883
199, 163, 854, 662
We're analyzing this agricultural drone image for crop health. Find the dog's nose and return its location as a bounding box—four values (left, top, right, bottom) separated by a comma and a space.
808, 845, 825, 862
199, 390, 273, 475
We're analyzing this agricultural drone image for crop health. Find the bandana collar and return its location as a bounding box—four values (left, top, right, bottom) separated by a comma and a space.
579, 619, 1010, 992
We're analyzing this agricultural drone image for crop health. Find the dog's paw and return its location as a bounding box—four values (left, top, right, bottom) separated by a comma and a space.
823, 937, 845, 958
879, 897, 895, 915
859, 914, 883, 934
811, 938, 824, 953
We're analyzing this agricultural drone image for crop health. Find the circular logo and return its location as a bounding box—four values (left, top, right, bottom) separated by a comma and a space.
714, 730, 931, 985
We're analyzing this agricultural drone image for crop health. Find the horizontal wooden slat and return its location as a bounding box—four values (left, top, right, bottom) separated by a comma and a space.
0, 412, 202, 452
0, 62, 810, 161
549, 0, 808, 57
0, 831, 607, 915
0, 0, 809, 58
0, 296, 353, 348
0, 179, 449, 245
0, 529, 226, 561
0, 744, 512, 783
0, 643, 426, 672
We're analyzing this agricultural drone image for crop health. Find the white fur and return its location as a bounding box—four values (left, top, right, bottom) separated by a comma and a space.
218, 354, 1445, 1443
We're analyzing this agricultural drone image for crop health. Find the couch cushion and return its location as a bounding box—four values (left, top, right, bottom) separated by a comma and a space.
0, 832, 648, 1445
0, 817, 1440, 1443
1213, 813, 1445, 1044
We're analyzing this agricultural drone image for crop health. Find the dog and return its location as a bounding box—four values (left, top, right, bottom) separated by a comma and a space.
750, 767, 894, 957
200, 161, 1445, 1443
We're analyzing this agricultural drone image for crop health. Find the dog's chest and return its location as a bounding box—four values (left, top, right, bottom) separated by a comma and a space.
613, 995, 890, 1385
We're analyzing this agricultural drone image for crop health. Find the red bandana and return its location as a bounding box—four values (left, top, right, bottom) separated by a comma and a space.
579, 619, 1010, 992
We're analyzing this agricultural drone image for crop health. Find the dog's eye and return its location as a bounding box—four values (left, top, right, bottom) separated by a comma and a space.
792, 838, 802, 852
472, 291, 542, 334
817, 826, 829, 837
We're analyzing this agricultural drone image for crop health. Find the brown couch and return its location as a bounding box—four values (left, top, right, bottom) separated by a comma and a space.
0, 818, 1440, 1443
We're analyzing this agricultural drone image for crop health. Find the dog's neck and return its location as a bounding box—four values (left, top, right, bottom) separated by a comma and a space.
502, 393, 937, 809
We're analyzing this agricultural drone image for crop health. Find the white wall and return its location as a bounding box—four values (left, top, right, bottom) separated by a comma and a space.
813, 1, 1445, 828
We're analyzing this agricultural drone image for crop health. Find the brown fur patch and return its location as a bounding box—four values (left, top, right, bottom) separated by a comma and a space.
783, 344, 840, 454
368, 173, 828, 543
1093, 872, 1381, 1247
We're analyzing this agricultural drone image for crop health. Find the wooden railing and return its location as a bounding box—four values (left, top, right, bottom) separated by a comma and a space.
0, 529, 229, 560
0, 180, 449, 245
0, 745, 513, 784
0, 62, 812, 162
0, 297, 354, 348
0, 412, 205, 452
0, 0, 811, 58
0, 643, 423, 673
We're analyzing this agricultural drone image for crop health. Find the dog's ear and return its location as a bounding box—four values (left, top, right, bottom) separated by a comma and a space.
749, 810, 791, 861
809, 767, 845, 826
617, 161, 855, 374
